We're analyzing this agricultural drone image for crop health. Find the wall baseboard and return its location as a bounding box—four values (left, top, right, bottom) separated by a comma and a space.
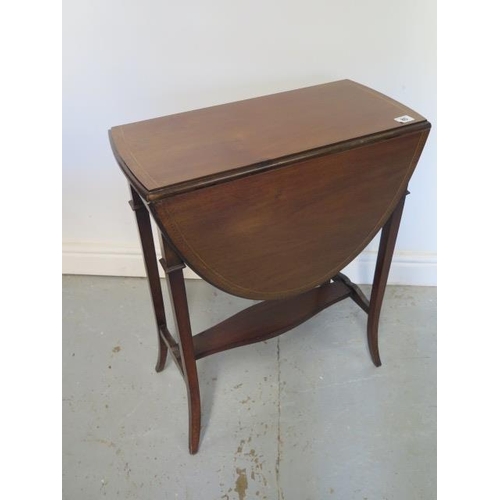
62, 242, 436, 286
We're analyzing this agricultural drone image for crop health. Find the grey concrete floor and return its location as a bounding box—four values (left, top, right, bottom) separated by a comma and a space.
62, 276, 436, 500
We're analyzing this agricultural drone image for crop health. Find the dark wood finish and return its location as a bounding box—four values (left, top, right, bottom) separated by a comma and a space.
109, 80, 431, 454
367, 193, 407, 367
333, 273, 370, 313
193, 280, 352, 360
109, 80, 427, 200
158, 325, 183, 376
152, 130, 428, 300
159, 234, 201, 455
129, 186, 168, 373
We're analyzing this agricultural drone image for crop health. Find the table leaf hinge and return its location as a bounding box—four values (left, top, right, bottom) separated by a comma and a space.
128, 199, 144, 212
159, 258, 186, 275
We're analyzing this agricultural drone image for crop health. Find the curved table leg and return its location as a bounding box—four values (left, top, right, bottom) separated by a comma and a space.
368, 193, 407, 367
160, 235, 201, 455
155, 336, 168, 373
129, 185, 168, 373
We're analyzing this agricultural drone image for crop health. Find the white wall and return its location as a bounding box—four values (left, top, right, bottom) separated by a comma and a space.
63, 0, 436, 285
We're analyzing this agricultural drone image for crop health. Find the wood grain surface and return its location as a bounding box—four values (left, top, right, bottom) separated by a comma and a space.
152, 129, 429, 300
193, 280, 353, 359
109, 80, 426, 199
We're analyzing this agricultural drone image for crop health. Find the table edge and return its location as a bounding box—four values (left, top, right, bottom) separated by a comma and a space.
110, 120, 431, 203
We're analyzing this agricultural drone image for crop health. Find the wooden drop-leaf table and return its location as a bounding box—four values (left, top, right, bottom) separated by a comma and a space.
109, 79, 430, 454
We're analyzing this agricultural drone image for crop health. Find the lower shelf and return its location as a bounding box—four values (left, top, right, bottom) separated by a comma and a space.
193, 280, 353, 360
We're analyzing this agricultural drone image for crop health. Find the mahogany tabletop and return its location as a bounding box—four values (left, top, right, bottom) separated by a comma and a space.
109, 79, 427, 201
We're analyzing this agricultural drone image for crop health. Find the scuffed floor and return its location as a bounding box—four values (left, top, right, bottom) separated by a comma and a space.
62, 276, 436, 500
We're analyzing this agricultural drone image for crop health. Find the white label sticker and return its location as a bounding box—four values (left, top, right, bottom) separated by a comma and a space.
394, 115, 415, 124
